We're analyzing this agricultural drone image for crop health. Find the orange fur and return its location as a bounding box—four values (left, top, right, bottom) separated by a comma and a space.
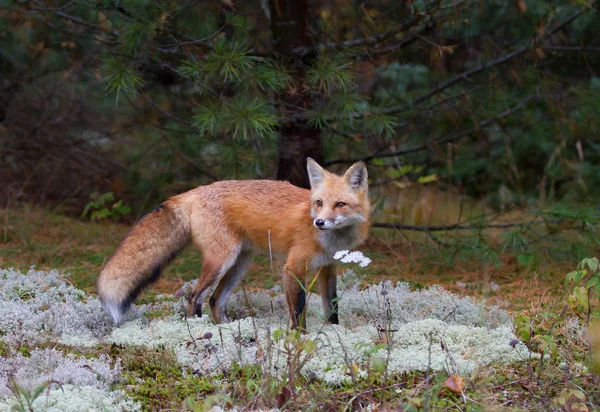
97, 159, 370, 329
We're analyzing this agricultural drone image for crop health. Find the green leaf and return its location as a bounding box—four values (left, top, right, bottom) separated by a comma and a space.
323, 91, 366, 125
31, 382, 50, 402
300, 340, 316, 354
585, 276, 600, 289
574, 286, 589, 307
272, 329, 285, 342
178, 40, 256, 88
285, 331, 300, 344
536, 336, 558, 360
569, 286, 590, 319
517, 253, 535, 267
515, 314, 531, 343
417, 174, 438, 184
580, 257, 599, 274
566, 270, 587, 284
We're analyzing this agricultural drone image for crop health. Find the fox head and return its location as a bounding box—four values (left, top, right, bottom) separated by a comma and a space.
306, 158, 369, 231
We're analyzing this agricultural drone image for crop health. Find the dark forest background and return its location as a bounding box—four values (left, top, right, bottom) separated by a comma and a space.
1, 0, 599, 259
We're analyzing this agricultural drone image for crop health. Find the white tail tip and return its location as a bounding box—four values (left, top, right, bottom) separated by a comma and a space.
103, 300, 127, 326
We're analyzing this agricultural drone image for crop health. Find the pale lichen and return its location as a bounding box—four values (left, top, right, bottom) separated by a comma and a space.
109, 278, 530, 385
0, 267, 533, 391
0, 384, 140, 412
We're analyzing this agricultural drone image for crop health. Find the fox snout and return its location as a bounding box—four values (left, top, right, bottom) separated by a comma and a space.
314, 217, 338, 230
313, 215, 349, 230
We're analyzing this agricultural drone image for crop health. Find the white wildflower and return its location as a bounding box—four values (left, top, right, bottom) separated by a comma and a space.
333, 250, 349, 260
334, 250, 372, 267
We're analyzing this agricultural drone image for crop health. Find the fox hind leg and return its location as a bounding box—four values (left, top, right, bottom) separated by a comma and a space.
209, 250, 254, 323
188, 245, 241, 319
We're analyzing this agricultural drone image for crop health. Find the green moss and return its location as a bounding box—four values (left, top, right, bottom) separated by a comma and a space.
0, 340, 10, 357
110, 345, 216, 410
16, 343, 31, 357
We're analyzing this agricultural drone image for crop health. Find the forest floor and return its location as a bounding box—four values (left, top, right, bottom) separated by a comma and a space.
0, 205, 599, 411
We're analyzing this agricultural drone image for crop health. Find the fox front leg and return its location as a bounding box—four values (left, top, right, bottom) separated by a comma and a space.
318, 264, 339, 324
283, 263, 307, 331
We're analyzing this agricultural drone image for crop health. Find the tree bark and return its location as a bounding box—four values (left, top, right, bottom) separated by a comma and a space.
270, 0, 322, 188
276, 126, 323, 188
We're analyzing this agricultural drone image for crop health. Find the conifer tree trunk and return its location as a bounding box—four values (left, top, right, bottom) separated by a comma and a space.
270, 0, 323, 188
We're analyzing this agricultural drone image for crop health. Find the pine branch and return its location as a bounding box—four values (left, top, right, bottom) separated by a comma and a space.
368, 32, 421, 56
30, 0, 118, 35
543, 45, 600, 53
372, 221, 536, 232
319, 0, 474, 52
125, 94, 218, 181
320, 15, 421, 50
324, 94, 542, 166
159, 135, 218, 182
379, 4, 594, 115
139, 94, 192, 127
282, 3, 592, 126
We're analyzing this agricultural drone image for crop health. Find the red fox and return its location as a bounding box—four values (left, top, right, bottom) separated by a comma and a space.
97, 158, 370, 330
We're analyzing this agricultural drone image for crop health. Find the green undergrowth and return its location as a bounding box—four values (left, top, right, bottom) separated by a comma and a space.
101, 347, 600, 411
1, 205, 600, 410
108, 345, 216, 410
102, 343, 490, 411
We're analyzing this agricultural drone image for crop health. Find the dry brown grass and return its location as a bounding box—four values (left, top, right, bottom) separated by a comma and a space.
0, 204, 573, 315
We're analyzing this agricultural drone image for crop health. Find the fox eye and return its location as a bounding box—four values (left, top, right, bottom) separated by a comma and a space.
315, 200, 323, 207
335, 202, 346, 208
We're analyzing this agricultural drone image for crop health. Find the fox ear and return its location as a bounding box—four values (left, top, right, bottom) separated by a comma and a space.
344, 161, 368, 190
306, 157, 326, 188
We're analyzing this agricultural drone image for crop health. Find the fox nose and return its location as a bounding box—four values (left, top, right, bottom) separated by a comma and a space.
315, 219, 325, 227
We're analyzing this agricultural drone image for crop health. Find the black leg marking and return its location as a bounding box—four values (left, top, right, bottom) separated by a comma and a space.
294, 289, 306, 318
328, 295, 339, 324
294, 289, 306, 328
194, 297, 203, 317
326, 271, 339, 324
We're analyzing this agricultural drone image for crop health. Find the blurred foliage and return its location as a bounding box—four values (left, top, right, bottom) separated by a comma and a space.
0, 0, 599, 225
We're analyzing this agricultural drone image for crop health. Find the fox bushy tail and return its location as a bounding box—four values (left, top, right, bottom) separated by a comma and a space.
97, 202, 190, 325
